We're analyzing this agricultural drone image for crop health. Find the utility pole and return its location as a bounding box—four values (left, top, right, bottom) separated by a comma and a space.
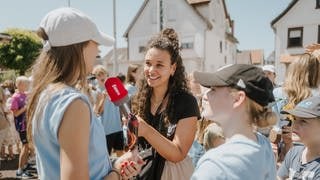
157, 0, 164, 32
113, 0, 118, 75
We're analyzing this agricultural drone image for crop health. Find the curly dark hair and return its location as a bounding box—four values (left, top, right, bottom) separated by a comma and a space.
132, 28, 189, 127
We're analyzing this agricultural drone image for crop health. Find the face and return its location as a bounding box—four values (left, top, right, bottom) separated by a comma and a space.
201, 90, 215, 120
83, 41, 99, 74
95, 73, 108, 87
17, 81, 29, 92
144, 48, 176, 88
263, 71, 276, 84
204, 87, 234, 126
292, 117, 320, 146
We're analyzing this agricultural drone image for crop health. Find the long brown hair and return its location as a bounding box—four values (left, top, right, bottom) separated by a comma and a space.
283, 53, 320, 105
126, 63, 141, 85
132, 28, 189, 127
27, 28, 89, 140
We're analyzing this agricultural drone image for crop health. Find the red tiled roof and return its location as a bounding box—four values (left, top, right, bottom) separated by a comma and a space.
250, 49, 264, 64
236, 49, 264, 64
280, 54, 302, 63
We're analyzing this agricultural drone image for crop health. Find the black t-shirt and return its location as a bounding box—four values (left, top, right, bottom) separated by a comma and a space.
140, 91, 201, 147
138, 91, 200, 180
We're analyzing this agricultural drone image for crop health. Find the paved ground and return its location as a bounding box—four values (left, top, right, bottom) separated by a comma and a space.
0, 154, 38, 180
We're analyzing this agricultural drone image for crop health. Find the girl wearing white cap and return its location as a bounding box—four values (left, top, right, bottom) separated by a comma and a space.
191, 64, 277, 179
27, 8, 141, 180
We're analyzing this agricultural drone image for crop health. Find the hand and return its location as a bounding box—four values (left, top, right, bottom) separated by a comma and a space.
115, 148, 144, 179
271, 142, 278, 162
281, 126, 292, 144
96, 92, 105, 103
135, 115, 149, 137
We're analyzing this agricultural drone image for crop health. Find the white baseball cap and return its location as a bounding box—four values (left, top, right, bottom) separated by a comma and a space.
262, 65, 275, 73
40, 7, 114, 47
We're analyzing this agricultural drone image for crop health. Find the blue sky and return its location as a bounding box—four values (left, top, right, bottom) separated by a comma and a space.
0, 0, 291, 57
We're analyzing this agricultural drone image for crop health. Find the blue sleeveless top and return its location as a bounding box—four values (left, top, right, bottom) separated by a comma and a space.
32, 86, 110, 180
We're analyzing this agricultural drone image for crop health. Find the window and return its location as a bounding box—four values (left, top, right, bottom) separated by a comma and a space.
317, 0, 320, 9
181, 42, 193, 49
318, 25, 320, 43
287, 27, 303, 47
219, 41, 223, 53
139, 46, 146, 53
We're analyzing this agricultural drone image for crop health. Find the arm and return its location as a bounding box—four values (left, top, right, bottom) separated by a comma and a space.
12, 106, 27, 117
138, 116, 197, 162
58, 99, 90, 180
10, 96, 27, 117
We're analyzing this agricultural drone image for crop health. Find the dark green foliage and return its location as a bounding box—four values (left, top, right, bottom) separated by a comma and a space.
0, 28, 42, 75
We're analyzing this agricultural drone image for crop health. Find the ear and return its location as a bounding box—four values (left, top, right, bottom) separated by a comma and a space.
232, 90, 246, 108
171, 63, 177, 76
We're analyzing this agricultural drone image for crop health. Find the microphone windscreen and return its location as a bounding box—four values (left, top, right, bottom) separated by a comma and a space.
105, 77, 128, 104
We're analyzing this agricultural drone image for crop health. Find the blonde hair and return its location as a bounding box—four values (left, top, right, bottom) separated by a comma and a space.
230, 88, 276, 128
203, 123, 225, 150
15, 76, 30, 86
92, 65, 108, 76
246, 98, 276, 128
283, 53, 320, 105
195, 118, 212, 144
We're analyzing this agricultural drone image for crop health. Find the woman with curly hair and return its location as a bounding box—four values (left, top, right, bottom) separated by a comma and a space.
132, 28, 200, 180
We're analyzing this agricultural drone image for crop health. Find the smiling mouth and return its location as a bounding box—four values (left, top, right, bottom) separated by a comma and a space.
148, 76, 160, 80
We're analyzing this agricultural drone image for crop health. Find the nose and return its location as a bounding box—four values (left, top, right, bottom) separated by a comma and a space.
292, 121, 299, 132
147, 65, 157, 75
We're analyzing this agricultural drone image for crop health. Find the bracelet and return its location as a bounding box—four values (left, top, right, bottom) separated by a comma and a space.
109, 168, 121, 180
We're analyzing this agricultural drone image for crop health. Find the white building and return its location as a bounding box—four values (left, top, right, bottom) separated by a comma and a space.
271, 0, 320, 83
118, 0, 237, 74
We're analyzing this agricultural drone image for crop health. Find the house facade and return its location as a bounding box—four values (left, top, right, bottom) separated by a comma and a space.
271, 0, 320, 83
119, 0, 237, 74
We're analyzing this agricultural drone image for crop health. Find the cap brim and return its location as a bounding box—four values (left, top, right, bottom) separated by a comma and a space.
282, 108, 318, 119
93, 31, 114, 47
193, 71, 228, 88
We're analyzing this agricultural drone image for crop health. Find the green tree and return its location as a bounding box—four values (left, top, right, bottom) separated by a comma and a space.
0, 28, 42, 75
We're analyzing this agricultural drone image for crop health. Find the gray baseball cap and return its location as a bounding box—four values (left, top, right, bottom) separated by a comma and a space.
40, 7, 114, 47
193, 64, 275, 107
282, 96, 320, 118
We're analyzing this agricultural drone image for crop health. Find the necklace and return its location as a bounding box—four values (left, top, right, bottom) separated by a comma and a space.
151, 100, 162, 109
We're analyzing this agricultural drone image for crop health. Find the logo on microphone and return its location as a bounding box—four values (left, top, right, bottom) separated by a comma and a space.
112, 84, 121, 96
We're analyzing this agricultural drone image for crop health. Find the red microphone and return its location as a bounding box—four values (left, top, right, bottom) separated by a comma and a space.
105, 77, 138, 150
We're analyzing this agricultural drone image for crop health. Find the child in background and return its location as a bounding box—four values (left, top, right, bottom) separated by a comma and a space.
10, 76, 33, 178
92, 65, 125, 157
203, 123, 225, 151
278, 96, 320, 179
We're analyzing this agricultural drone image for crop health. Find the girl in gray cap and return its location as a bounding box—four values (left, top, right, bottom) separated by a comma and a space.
192, 64, 277, 180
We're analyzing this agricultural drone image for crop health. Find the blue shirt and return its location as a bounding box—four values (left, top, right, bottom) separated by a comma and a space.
192, 133, 276, 180
32, 86, 110, 180
278, 145, 320, 179
188, 140, 205, 166
97, 86, 122, 135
